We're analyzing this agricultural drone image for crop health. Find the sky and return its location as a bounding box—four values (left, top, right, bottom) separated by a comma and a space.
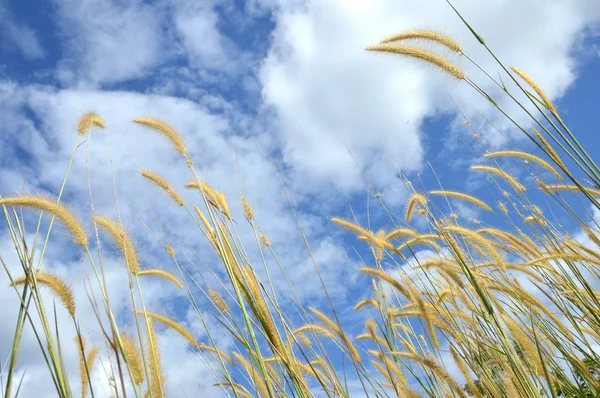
1, 0, 600, 396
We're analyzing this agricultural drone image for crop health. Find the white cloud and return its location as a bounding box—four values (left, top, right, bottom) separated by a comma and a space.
53, 0, 166, 86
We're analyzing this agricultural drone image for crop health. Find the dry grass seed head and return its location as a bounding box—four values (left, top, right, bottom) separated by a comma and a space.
533, 127, 565, 168
208, 289, 229, 313
470, 165, 526, 192
380, 29, 462, 52
511, 66, 557, 114
13, 273, 76, 317
366, 44, 465, 79
405, 193, 427, 222
140, 169, 184, 206
132, 117, 187, 155
241, 197, 254, 220
94, 216, 139, 274
78, 112, 105, 135
484, 150, 562, 180
0, 196, 87, 246
136, 310, 199, 349
121, 335, 145, 385
137, 269, 183, 289
428, 190, 492, 212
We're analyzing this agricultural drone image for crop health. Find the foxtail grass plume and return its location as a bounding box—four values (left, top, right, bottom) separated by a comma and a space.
76, 337, 100, 398
94, 216, 139, 274
185, 181, 221, 209
132, 117, 187, 155
471, 165, 526, 192
511, 66, 557, 115
145, 320, 164, 398
215, 191, 232, 220
360, 267, 410, 299
136, 310, 199, 349
405, 193, 427, 222
310, 307, 362, 363
533, 127, 565, 168
366, 44, 465, 80
137, 269, 183, 289
12, 272, 76, 317
0, 196, 87, 246
428, 190, 492, 211
484, 150, 562, 179
208, 289, 229, 313
380, 29, 462, 52
121, 335, 145, 385
241, 197, 254, 221
542, 184, 600, 197
78, 112, 105, 135
140, 169, 184, 206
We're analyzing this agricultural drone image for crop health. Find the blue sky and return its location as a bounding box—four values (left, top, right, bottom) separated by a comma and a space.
1, 0, 600, 396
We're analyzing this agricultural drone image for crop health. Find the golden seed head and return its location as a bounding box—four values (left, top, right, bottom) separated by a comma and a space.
136, 310, 199, 350
241, 197, 254, 221
140, 169, 185, 206
121, 335, 144, 385
165, 245, 175, 258
137, 269, 183, 289
132, 117, 187, 155
216, 191, 232, 220
380, 29, 463, 52
0, 196, 87, 246
208, 289, 229, 313
78, 112, 105, 135
260, 232, 271, 247
366, 44, 465, 80
94, 216, 139, 274
12, 272, 75, 317
511, 66, 557, 115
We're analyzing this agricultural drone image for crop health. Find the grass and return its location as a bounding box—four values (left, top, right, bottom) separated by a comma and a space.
2, 3, 600, 398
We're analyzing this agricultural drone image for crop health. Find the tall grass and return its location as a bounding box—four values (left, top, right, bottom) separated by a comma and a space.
2, 3, 600, 397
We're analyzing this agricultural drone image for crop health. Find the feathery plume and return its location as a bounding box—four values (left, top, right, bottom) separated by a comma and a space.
78, 112, 105, 135
13, 273, 75, 317
208, 289, 229, 313
405, 193, 427, 222
94, 216, 139, 274
140, 169, 184, 206
391, 352, 467, 398
137, 269, 183, 289
146, 320, 164, 398
310, 308, 361, 363
484, 150, 562, 179
121, 335, 144, 385
77, 337, 100, 398
198, 344, 233, 365
511, 66, 557, 114
366, 44, 465, 79
542, 184, 600, 197
132, 117, 187, 155
136, 310, 199, 349
360, 267, 411, 299
0, 196, 87, 246
185, 181, 220, 208
380, 29, 462, 52
533, 127, 565, 168
428, 190, 492, 211
471, 165, 526, 192
241, 197, 254, 221
215, 191, 232, 220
